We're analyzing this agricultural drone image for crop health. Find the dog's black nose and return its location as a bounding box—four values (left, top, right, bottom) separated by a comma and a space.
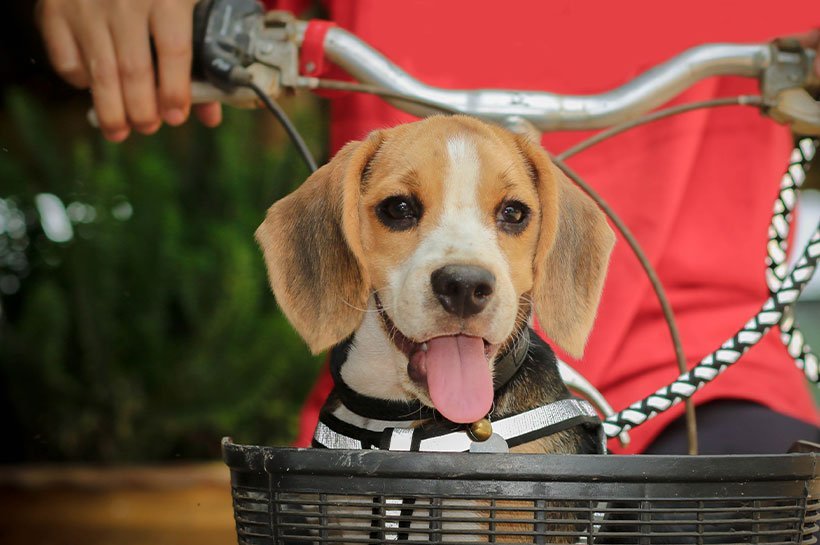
431, 265, 495, 318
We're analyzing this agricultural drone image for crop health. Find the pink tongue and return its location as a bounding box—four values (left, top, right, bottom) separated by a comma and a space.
425, 335, 493, 423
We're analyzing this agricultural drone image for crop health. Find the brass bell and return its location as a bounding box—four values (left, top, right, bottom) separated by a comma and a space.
469, 418, 493, 441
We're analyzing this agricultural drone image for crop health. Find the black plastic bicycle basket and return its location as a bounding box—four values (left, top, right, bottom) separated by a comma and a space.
222, 438, 819, 545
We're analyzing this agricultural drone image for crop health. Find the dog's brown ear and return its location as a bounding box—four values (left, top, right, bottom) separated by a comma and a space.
255, 133, 383, 354
517, 135, 615, 358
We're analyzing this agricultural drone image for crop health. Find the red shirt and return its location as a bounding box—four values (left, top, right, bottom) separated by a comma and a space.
273, 0, 820, 453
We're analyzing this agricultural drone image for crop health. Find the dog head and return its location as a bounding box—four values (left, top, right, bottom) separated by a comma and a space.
256, 116, 614, 423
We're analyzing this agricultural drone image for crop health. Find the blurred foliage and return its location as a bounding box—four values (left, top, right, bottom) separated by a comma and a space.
0, 88, 328, 463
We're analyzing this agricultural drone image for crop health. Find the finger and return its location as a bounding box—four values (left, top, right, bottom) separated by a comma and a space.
194, 102, 222, 127
150, 0, 194, 126
38, 3, 89, 88
75, 16, 129, 141
109, 13, 161, 134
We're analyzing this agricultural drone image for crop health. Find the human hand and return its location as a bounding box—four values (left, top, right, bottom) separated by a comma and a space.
35, 0, 223, 142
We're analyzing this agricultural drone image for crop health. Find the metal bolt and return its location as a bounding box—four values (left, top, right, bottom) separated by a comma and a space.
305, 61, 316, 73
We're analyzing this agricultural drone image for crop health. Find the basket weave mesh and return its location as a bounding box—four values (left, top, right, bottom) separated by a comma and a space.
223, 439, 819, 545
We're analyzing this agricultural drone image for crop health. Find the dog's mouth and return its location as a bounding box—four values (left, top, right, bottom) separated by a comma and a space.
375, 296, 496, 424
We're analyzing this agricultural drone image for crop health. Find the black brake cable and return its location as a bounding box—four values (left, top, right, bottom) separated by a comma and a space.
558, 96, 765, 161
244, 79, 463, 174
243, 81, 319, 173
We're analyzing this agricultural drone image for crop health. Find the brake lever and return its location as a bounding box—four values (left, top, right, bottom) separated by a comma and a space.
195, 0, 302, 92
762, 40, 820, 135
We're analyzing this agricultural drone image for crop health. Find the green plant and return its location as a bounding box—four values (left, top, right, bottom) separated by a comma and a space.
0, 88, 328, 463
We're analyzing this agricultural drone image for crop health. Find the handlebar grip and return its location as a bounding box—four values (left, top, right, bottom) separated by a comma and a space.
85, 81, 258, 128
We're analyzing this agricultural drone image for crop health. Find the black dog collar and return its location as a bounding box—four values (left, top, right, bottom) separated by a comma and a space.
492, 329, 531, 390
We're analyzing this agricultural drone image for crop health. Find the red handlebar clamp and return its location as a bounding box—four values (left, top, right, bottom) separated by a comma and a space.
300, 19, 337, 77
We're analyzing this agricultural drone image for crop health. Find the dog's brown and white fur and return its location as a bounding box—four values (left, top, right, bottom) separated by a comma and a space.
255, 116, 614, 540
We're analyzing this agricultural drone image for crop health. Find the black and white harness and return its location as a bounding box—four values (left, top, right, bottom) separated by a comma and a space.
312, 329, 607, 454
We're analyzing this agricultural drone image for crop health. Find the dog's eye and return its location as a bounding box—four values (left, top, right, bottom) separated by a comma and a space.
496, 200, 530, 234
376, 196, 422, 231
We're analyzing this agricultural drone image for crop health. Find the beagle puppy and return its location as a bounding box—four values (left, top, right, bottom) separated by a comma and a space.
257, 112, 612, 434
256, 115, 614, 541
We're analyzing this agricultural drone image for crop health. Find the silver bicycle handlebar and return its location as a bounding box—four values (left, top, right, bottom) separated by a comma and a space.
267, 18, 820, 134
315, 25, 805, 131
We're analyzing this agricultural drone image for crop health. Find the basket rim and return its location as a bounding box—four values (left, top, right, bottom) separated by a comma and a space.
222, 438, 819, 483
